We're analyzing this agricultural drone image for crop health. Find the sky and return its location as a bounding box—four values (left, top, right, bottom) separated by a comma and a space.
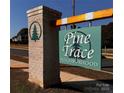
10, 0, 113, 38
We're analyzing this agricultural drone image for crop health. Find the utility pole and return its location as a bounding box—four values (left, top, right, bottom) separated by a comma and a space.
72, 0, 75, 16
89, 21, 92, 27
71, 0, 76, 29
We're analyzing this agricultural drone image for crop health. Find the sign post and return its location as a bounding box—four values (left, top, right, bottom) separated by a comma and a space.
59, 26, 101, 70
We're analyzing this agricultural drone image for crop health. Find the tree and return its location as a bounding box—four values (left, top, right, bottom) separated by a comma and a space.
70, 36, 82, 62
31, 24, 39, 41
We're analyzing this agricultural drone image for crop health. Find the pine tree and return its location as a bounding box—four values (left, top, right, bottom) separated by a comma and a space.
71, 36, 82, 61
31, 24, 39, 41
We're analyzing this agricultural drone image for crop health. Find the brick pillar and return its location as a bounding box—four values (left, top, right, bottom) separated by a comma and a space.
27, 6, 62, 88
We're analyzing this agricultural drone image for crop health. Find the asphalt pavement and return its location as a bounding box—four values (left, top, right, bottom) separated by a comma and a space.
10, 48, 28, 57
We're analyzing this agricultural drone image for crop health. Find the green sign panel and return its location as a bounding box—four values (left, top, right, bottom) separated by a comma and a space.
59, 26, 101, 70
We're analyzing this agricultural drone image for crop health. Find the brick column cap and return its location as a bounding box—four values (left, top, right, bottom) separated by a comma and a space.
27, 5, 62, 17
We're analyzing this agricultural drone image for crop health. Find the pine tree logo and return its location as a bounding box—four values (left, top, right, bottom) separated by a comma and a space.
70, 36, 82, 61
29, 21, 42, 42
31, 24, 39, 41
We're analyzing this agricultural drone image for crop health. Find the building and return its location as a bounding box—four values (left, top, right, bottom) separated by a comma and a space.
11, 28, 28, 44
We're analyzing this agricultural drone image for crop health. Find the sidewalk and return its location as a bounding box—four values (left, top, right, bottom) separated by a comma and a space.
10, 59, 93, 81
11, 59, 112, 81
10, 59, 28, 69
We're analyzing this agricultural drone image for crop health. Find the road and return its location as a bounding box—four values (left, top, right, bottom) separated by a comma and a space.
10, 48, 28, 57
10, 48, 113, 70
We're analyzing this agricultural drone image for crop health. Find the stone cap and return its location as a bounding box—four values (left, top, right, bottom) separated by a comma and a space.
27, 5, 62, 17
